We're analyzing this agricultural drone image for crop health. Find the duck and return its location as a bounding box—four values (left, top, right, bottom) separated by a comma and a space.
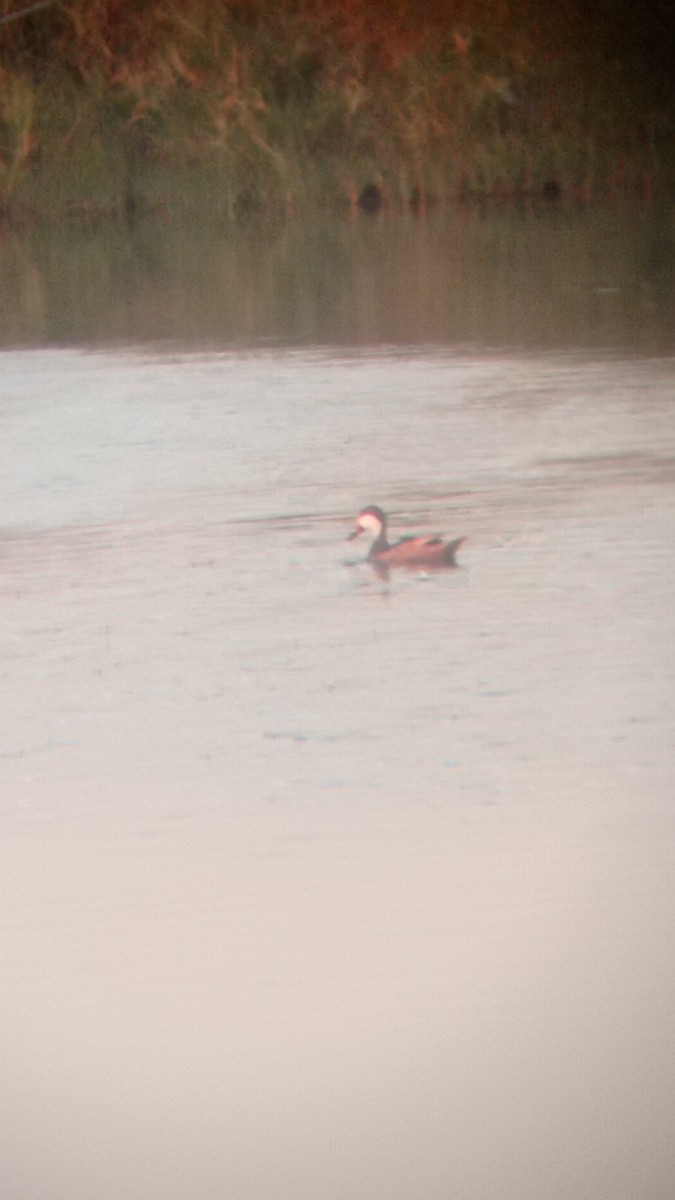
347, 505, 465, 578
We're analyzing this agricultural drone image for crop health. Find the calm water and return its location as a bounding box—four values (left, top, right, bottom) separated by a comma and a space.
2, 204, 674, 351
1, 209, 674, 1200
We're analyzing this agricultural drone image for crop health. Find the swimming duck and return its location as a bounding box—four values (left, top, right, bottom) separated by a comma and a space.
347, 505, 465, 578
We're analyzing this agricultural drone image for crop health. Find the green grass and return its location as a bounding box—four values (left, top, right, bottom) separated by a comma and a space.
0, 0, 671, 221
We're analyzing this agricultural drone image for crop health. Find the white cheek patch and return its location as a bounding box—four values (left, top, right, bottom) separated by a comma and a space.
357, 512, 382, 536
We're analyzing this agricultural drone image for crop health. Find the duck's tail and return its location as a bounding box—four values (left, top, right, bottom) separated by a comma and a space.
443, 536, 466, 565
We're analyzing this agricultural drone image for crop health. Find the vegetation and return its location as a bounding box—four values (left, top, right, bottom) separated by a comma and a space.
0, 0, 672, 220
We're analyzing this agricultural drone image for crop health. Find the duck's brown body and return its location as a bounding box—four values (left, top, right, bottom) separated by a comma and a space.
348, 505, 465, 577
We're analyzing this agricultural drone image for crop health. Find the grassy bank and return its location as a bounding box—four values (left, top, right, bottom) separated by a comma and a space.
0, 0, 672, 221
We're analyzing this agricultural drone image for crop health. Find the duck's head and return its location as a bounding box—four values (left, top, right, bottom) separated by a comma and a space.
347, 505, 386, 542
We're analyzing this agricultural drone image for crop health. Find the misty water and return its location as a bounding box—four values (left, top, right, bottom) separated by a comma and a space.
1, 206, 674, 1200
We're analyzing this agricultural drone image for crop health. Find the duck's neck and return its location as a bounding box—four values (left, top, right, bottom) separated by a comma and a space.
368, 527, 389, 557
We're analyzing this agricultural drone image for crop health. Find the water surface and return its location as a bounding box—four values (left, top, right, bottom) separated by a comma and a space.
1, 210, 674, 1200
2, 204, 673, 351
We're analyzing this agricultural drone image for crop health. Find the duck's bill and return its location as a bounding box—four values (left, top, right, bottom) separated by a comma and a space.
346, 527, 362, 542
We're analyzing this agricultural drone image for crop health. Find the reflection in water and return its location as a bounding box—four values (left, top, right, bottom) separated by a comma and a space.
1, 205, 673, 351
